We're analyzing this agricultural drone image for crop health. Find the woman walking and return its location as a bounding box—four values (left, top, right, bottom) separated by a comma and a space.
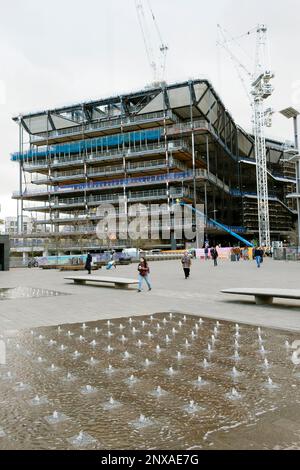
181, 251, 192, 279
137, 257, 152, 292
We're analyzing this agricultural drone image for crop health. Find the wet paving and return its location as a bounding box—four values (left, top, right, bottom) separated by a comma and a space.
0, 287, 67, 301
0, 312, 300, 450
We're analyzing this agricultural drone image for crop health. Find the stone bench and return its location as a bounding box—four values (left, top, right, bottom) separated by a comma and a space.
65, 275, 138, 290
221, 288, 300, 305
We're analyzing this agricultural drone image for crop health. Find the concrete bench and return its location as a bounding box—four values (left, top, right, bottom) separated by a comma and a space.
65, 275, 138, 290
221, 288, 300, 305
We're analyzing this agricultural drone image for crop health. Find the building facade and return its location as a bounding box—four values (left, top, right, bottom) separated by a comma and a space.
11, 79, 296, 253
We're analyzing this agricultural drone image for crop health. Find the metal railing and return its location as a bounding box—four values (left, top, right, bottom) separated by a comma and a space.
23, 139, 190, 171
15, 168, 213, 198
30, 110, 178, 143
166, 119, 209, 135
30, 157, 188, 184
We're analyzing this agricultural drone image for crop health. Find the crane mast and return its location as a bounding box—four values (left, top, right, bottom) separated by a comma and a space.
252, 25, 274, 247
217, 24, 274, 247
135, 0, 168, 83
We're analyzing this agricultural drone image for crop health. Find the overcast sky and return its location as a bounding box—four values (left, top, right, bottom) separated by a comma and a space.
1, 0, 300, 220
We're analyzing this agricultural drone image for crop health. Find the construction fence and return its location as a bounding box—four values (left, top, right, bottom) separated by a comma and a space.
273, 247, 300, 261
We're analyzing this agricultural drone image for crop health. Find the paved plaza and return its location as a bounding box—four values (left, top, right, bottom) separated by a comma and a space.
1, 258, 300, 450
0, 258, 299, 333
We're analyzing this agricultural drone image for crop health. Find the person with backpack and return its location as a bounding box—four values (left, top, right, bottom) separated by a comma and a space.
137, 257, 152, 292
210, 246, 219, 267
181, 251, 192, 279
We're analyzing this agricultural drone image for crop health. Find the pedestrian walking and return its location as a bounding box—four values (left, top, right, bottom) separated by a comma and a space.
181, 251, 192, 279
137, 257, 152, 292
204, 245, 209, 261
253, 246, 264, 268
210, 246, 218, 266
85, 252, 92, 274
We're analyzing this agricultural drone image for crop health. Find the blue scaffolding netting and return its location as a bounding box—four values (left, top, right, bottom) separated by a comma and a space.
11, 129, 163, 162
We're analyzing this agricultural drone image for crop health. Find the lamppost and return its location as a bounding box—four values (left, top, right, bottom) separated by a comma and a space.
280, 107, 300, 247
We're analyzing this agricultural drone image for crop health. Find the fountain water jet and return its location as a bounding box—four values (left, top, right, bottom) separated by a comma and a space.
183, 400, 203, 413
130, 414, 154, 428
227, 387, 241, 399
68, 431, 97, 447
203, 358, 210, 368
81, 384, 97, 395
234, 350, 240, 360
29, 395, 49, 406
45, 410, 69, 425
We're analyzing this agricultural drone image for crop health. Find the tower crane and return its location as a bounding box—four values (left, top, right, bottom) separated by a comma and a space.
135, 0, 168, 84
217, 24, 274, 247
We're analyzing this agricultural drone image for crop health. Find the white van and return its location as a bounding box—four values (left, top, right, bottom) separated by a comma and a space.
122, 248, 140, 259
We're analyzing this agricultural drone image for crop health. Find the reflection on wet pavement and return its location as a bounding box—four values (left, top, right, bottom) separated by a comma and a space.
0, 287, 67, 301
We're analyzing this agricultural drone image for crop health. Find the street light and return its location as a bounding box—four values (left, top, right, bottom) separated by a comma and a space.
280, 107, 300, 246
280, 107, 299, 148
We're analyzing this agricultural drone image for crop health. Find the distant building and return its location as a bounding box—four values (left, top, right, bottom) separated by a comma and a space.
5, 216, 34, 235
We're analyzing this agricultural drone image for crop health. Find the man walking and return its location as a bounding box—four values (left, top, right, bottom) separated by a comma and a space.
85, 252, 93, 274
253, 246, 264, 268
181, 251, 192, 279
210, 246, 218, 267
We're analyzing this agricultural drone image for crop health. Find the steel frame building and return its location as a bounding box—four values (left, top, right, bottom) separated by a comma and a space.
11, 79, 296, 254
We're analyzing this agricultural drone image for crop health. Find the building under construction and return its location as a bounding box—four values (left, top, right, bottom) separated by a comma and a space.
11, 79, 296, 255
